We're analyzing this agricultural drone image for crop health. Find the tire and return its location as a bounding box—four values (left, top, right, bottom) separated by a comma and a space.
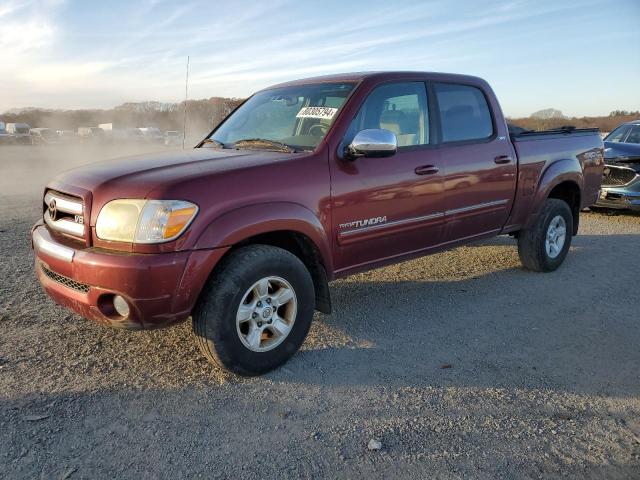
192, 245, 315, 376
517, 198, 573, 272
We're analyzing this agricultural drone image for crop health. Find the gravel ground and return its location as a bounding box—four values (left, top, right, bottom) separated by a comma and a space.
1, 146, 639, 479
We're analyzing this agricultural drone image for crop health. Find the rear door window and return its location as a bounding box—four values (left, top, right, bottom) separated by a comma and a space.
434, 83, 493, 142
624, 125, 640, 144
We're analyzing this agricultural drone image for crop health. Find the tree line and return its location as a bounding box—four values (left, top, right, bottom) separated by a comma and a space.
1, 97, 244, 138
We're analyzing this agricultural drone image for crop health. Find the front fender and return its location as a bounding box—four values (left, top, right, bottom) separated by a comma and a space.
193, 202, 333, 274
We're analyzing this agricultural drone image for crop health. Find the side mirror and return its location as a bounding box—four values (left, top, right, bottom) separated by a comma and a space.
345, 129, 397, 160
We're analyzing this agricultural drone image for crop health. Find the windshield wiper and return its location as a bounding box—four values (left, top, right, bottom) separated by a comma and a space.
233, 138, 296, 153
201, 138, 226, 148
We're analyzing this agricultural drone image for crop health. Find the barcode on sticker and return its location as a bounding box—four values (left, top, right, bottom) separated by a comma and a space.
296, 107, 338, 119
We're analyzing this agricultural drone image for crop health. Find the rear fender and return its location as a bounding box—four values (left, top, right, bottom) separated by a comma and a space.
193, 202, 333, 275
526, 158, 583, 229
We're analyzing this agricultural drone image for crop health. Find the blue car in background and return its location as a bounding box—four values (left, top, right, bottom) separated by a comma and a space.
595, 120, 640, 211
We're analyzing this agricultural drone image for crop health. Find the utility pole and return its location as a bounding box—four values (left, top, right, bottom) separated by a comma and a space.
182, 55, 189, 149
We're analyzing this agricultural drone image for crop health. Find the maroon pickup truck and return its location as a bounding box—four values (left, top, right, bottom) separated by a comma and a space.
32, 72, 604, 375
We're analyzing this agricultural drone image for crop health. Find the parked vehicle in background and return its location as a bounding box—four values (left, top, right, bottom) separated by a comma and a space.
0, 121, 14, 145
98, 123, 115, 131
32, 72, 604, 376
57, 130, 79, 143
164, 130, 182, 146
595, 120, 640, 211
124, 128, 145, 143
77, 127, 105, 143
6, 123, 32, 144
138, 127, 164, 144
30, 128, 61, 145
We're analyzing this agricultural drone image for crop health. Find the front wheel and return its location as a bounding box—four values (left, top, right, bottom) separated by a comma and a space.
192, 245, 315, 376
517, 198, 573, 272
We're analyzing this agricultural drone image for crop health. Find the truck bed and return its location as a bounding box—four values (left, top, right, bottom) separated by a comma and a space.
503, 127, 604, 232
509, 125, 600, 140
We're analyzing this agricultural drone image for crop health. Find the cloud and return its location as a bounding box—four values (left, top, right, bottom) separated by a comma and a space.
19, 61, 115, 84
0, 0, 57, 54
1, 0, 638, 116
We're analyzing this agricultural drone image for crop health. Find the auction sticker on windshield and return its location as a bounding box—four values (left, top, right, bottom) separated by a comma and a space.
296, 107, 338, 119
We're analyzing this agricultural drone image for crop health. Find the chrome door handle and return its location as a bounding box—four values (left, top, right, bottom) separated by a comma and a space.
494, 155, 513, 164
415, 165, 439, 175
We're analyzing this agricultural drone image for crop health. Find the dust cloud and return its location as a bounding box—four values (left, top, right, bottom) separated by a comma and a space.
0, 144, 180, 199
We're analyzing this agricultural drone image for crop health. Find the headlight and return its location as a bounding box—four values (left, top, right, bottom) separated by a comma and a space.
96, 199, 198, 243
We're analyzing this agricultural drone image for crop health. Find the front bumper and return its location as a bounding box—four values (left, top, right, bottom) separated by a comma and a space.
595, 184, 640, 211
32, 225, 227, 329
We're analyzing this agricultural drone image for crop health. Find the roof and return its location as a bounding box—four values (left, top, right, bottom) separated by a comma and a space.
264, 71, 487, 90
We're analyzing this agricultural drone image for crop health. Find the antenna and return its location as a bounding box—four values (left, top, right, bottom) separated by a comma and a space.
182, 55, 190, 149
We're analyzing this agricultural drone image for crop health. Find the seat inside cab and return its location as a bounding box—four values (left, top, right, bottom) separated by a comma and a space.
347, 82, 428, 148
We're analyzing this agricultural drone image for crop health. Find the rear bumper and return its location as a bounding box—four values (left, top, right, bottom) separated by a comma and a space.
32, 225, 228, 329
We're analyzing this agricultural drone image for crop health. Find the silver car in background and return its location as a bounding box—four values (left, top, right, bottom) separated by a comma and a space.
596, 120, 640, 212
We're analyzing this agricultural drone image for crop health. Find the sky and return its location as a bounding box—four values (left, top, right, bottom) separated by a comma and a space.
1, 0, 639, 117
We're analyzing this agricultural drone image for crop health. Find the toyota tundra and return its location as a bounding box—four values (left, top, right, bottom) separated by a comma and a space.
32, 72, 604, 375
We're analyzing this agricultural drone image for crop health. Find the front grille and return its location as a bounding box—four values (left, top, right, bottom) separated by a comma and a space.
40, 262, 90, 293
602, 166, 637, 186
43, 190, 85, 240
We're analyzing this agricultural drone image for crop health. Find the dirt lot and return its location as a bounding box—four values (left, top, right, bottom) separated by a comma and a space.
1, 146, 639, 479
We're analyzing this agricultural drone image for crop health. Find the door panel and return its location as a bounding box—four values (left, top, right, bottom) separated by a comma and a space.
329, 82, 445, 273
331, 149, 444, 272
431, 82, 517, 241
440, 140, 516, 241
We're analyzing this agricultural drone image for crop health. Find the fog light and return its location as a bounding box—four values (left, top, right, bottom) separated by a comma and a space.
113, 295, 130, 317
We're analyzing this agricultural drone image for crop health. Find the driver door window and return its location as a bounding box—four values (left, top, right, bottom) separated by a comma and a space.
347, 82, 429, 148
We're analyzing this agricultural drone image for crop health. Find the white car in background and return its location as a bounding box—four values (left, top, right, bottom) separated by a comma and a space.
0, 121, 14, 145
6, 123, 31, 144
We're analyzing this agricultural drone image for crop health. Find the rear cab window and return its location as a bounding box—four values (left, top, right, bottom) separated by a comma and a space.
434, 83, 493, 143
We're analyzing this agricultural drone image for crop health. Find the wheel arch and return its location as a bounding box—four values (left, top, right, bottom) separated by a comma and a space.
193, 202, 333, 314
547, 180, 581, 235
529, 159, 583, 235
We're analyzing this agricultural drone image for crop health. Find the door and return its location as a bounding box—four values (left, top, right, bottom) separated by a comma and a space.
329, 81, 445, 274
432, 82, 517, 242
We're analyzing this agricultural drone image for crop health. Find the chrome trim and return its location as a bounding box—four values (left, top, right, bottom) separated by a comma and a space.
348, 129, 397, 157
44, 211, 85, 237
339, 212, 445, 237
339, 199, 510, 237
601, 165, 639, 188
44, 191, 83, 215
446, 199, 510, 215
33, 228, 74, 262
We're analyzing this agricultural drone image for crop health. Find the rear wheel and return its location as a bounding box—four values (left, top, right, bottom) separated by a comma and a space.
192, 245, 315, 376
517, 198, 573, 272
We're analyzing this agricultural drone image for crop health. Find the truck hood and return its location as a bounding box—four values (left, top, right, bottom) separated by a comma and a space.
49, 147, 309, 201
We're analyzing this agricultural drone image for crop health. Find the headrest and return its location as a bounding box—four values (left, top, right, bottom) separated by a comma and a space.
379, 110, 407, 135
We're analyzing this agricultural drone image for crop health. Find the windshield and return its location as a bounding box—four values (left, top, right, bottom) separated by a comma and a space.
604, 124, 631, 143
207, 82, 355, 151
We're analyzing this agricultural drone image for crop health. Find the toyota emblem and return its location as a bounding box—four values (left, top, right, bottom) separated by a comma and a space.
48, 199, 57, 220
